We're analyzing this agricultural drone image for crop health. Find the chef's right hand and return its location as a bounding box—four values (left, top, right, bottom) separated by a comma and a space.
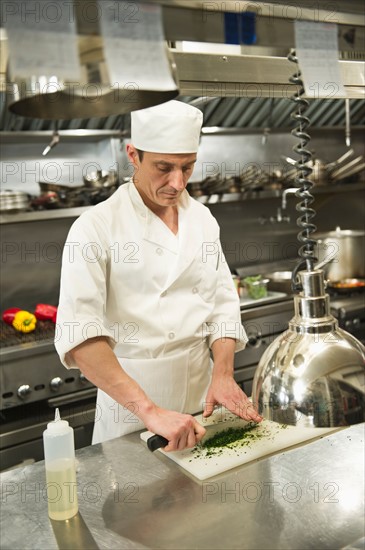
143, 406, 206, 452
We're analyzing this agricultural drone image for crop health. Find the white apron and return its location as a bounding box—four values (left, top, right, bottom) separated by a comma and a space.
92, 341, 212, 444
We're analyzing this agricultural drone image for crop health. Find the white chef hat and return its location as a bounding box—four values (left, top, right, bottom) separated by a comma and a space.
131, 100, 203, 154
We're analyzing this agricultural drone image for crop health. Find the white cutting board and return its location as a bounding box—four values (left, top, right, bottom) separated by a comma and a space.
140, 411, 341, 481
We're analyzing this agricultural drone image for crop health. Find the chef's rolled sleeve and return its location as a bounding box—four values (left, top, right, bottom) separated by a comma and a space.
205, 245, 247, 352
54, 215, 117, 369
56, 322, 117, 369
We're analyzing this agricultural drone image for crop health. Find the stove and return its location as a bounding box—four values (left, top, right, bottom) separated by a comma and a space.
1, 290, 362, 472
0, 320, 56, 348
329, 292, 365, 343
234, 296, 294, 397
0, 321, 96, 471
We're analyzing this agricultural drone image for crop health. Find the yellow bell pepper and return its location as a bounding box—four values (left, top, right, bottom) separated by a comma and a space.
12, 310, 37, 333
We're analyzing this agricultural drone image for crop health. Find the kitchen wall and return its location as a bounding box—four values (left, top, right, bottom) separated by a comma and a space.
1, 186, 363, 312
212, 189, 365, 271
1, 216, 74, 312
190, 128, 365, 183
0, 138, 119, 195
118, 128, 365, 183
1, 128, 364, 312
1, 128, 364, 193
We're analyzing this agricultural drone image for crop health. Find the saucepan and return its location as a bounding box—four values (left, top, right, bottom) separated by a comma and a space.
264, 229, 365, 291
38, 181, 85, 207
0, 190, 30, 213
83, 169, 119, 189
262, 257, 335, 294
262, 271, 293, 294
314, 228, 365, 282
280, 149, 364, 186
38, 181, 83, 193
329, 157, 365, 182
327, 278, 365, 293
280, 157, 329, 186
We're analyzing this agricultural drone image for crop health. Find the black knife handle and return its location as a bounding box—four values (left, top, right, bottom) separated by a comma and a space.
147, 434, 169, 452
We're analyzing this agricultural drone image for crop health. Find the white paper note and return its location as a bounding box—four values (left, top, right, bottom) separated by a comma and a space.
4, 0, 80, 80
99, 0, 177, 91
295, 20, 346, 99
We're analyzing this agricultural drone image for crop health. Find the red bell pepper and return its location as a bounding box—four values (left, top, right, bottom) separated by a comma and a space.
51, 309, 57, 323
2, 307, 21, 325
34, 304, 58, 321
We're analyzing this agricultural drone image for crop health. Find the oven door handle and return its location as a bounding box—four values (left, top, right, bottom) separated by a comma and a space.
48, 388, 97, 408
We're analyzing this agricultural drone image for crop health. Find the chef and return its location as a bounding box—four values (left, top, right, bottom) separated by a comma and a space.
55, 100, 262, 451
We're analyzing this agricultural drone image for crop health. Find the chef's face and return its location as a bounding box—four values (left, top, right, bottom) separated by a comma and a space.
127, 144, 197, 209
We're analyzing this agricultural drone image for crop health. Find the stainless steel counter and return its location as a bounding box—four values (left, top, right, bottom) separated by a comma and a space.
0, 424, 364, 550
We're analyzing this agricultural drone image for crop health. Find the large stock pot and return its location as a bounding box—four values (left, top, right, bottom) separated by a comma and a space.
315, 228, 365, 282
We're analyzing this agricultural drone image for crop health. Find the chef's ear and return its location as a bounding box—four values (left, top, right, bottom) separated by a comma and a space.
126, 144, 140, 167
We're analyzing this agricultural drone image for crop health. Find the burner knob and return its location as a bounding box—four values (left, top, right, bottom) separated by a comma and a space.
50, 377, 63, 392
79, 373, 89, 384
17, 384, 31, 399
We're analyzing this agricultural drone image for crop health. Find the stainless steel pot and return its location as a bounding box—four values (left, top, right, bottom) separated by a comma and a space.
315, 228, 365, 282
262, 271, 293, 294
83, 170, 119, 189
0, 191, 30, 213
38, 182, 83, 193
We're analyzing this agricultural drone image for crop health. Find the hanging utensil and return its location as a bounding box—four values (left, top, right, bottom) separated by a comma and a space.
281, 155, 297, 166
330, 155, 363, 180
309, 158, 329, 185
345, 98, 351, 147
42, 121, 60, 156
331, 161, 365, 182
326, 148, 354, 172
262, 98, 275, 146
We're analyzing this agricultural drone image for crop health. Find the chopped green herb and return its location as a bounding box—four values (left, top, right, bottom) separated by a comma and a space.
192, 422, 271, 458
203, 423, 258, 448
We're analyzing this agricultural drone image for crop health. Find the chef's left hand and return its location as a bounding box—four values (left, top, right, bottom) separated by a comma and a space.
203, 374, 263, 423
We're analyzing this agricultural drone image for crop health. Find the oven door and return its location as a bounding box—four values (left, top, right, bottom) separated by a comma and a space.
0, 388, 96, 472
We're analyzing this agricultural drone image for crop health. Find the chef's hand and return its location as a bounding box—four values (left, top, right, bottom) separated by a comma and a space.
203, 375, 263, 423
144, 406, 206, 452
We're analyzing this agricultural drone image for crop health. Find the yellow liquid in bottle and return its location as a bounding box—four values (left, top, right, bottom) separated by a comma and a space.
45, 458, 78, 520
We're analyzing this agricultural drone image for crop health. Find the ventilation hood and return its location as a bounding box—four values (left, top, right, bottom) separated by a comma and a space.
0, 0, 364, 127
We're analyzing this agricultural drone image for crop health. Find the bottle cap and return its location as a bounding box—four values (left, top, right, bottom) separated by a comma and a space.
46, 408, 69, 434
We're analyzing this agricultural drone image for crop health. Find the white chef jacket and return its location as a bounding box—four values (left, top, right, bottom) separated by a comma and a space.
55, 179, 247, 443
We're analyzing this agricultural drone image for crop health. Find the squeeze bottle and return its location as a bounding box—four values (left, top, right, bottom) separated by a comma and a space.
43, 408, 78, 520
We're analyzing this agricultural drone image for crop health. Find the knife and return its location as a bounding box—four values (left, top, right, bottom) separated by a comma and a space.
146, 409, 206, 452
146, 410, 251, 452
147, 431, 211, 452
147, 434, 169, 452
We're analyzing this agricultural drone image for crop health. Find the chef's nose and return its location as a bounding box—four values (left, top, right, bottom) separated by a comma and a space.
169, 169, 185, 191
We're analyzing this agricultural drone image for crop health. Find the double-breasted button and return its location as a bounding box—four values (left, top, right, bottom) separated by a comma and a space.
168, 332, 175, 340
156, 248, 163, 255
192, 287, 198, 294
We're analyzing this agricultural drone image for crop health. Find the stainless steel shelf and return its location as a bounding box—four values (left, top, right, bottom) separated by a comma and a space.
1, 183, 363, 224
0, 206, 90, 224
196, 182, 365, 205
0, 130, 122, 144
